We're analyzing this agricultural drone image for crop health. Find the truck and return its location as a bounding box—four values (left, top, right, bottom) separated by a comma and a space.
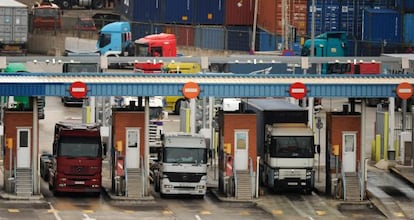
243, 98, 315, 194
30, 1, 62, 31
61, 62, 100, 106
53, 0, 105, 9
2, 63, 45, 119
48, 122, 103, 196
0, 0, 28, 55
133, 33, 177, 73
151, 133, 208, 198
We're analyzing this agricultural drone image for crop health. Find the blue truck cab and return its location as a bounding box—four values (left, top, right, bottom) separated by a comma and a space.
97, 22, 133, 57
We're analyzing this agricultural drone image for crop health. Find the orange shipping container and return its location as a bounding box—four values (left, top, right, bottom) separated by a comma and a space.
257, 0, 307, 36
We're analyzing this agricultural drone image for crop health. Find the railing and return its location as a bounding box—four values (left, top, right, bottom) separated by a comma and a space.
341, 160, 346, 200
124, 156, 128, 197
233, 158, 237, 197
13, 156, 16, 193
141, 156, 146, 197
249, 157, 254, 198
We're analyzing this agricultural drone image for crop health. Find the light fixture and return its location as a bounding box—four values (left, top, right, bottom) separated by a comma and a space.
237, 0, 242, 7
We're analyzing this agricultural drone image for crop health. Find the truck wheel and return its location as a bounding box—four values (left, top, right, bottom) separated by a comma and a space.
92, 0, 105, 9
60, 0, 71, 9
209, 64, 222, 73
154, 177, 160, 192
174, 100, 182, 115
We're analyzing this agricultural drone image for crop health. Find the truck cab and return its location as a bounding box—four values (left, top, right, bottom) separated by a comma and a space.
153, 133, 208, 198
97, 22, 133, 57
133, 33, 177, 72
31, 1, 62, 30
301, 32, 348, 74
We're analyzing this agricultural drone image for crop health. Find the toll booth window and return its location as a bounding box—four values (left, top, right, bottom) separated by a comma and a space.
19, 130, 29, 148
127, 130, 139, 148
98, 33, 111, 48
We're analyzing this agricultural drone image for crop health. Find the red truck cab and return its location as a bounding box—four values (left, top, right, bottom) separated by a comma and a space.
133, 33, 177, 73
49, 122, 103, 196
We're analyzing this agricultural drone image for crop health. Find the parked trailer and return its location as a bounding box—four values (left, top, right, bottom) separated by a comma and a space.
0, 0, 28, 55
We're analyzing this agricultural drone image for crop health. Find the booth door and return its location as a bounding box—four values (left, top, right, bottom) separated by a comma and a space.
126, 128, 140, 169
17, 128, 31, 168
234, 130, 248, 170
342, 132, 356, 172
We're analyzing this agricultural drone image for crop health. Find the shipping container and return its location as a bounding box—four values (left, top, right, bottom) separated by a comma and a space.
397, 0, 414, 12
130, 22, 165, 41
165, 24, 195, 47
128, 0, 163, 23
256, 28, 277, 51
225, 0, 254, 25
194, 25, 225, 50
257, 0, 307, 36
0, 0, 28, 54
164, 0, 193, 24
227, 25, 251, 51
193, 0, 225, 25
116, 0, 134, 21
306, 0, 340, 36
362, 8, 401, 43
403, 13, 414, 45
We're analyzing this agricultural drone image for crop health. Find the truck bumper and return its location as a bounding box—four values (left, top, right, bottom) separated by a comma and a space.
274, 178, 313, 191
160, 179, 207, 195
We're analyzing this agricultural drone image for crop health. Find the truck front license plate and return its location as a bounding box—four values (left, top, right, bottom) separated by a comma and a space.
75, 181, 85, 184
288, 182, 298, 186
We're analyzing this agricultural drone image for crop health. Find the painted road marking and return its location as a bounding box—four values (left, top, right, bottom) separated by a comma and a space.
200, 210, 211, 215
239, 210, 250, 215
83, 210, 94, 214
8, 209, 19, 213
315, 210, 326, 216
163, 210, 173, 215
394, 212, 405, 217
272, 210, 283, 215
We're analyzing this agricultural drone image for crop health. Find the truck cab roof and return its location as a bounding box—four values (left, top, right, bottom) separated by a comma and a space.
100, 22, 130, 33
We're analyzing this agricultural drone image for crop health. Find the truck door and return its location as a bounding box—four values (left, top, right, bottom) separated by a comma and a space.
17, 128, 31, 168
234, 130, 248, 170
126, 128, 140, 168
342, 132, 356, 172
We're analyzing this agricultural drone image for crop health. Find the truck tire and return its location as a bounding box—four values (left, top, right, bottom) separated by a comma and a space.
174, 100, 183, 115
92, 0, 105, 9
60, 0, 71, 9
209, 64, 223, 73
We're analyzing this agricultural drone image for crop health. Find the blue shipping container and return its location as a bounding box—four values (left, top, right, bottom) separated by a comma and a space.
131, 0, 163, 23
130, 22, 165, 40
227, 26, 251, 51
164, 0, 193, 24
404, 13, 414, 44
307, 0, 340, 36
116, 0, 134, 21
256, 28, 277, 51
193, 0, 224, 25
362, 8, 401, 43
194, 26, 225, 50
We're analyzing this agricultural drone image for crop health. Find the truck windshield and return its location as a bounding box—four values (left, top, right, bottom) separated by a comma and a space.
58, 137, 101, 158
34, 9, 59, 17
98, 33, 111, 48
270, 136, 314, 158
135, 43, 150, 56
163, 148, 207, 164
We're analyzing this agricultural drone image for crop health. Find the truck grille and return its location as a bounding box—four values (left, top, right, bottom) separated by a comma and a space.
164, 172, 204, 183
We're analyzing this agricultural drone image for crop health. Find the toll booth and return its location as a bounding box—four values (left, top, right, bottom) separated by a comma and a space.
325, 107, 362, 200
3, 110, 36, 195
111, 107, 147, 197
218, 111, 257, 200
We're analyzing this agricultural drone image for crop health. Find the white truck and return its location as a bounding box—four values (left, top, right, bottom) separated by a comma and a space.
244, 98, 315, 194
152, 133, 208, 198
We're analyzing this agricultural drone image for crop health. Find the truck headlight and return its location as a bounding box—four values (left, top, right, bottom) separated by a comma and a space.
306, 171, 312, 179
197, 185, 205, 189
163, 184, 173, 189
274, 171, 279, 178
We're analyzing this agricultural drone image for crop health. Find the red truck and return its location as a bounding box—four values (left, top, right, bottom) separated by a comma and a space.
48, 122, 103, 196
31, 1, 62, 31
133, 33, 177, 73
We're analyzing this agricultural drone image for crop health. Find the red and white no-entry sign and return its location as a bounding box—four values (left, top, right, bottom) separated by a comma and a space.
69, 81, 88, 99
289, 82, 307, 99
182, 81, 200, 99
396, 82, 414, 100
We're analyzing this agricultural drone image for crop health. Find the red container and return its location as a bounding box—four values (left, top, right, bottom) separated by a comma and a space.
225, 0, 254, 25
257, 0, 307, 36
165, 24, 195, 47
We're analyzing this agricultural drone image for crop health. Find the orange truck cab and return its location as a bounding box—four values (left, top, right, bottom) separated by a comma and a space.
133, 33, 177, 73
31, 1, 62, 30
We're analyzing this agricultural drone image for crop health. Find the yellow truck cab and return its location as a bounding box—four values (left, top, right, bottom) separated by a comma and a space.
163, 62, 201, 114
